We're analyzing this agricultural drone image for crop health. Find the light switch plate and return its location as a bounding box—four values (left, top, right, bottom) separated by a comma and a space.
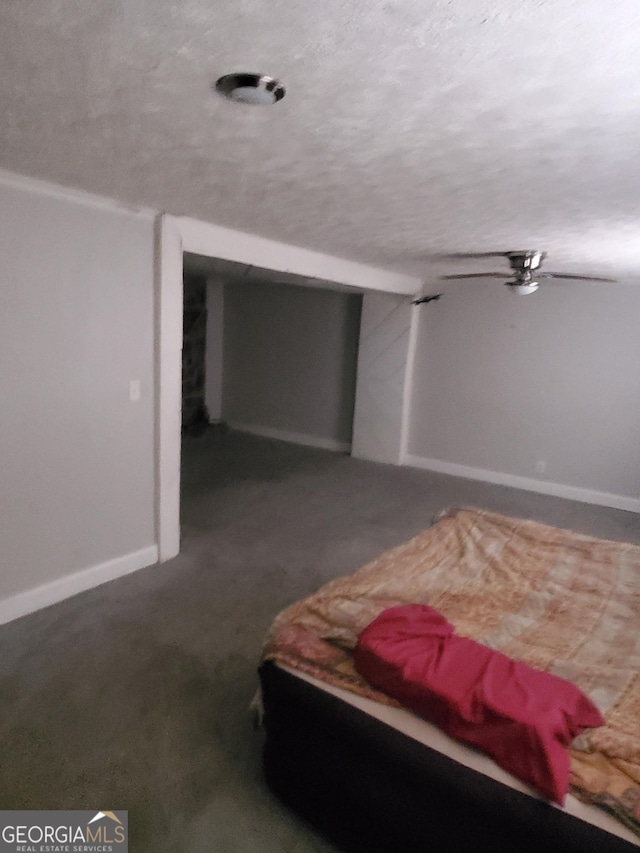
129, 380, 141, 402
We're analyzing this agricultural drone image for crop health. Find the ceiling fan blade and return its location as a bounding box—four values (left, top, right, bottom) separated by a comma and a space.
538, 272, 617, 282
440, 272, 508, 280
382, 251, 508, 263
436, 252, 509, 261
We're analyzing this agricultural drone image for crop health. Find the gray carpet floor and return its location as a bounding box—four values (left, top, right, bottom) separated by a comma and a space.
1, 430, 639, 852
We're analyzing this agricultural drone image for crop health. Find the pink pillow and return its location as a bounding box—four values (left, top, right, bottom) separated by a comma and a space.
354, 605, 604, 803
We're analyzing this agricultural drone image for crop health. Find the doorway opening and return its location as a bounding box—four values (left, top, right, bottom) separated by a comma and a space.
182, 253, 363, 449
179, 253, 364, 523
156, 214, 420, 562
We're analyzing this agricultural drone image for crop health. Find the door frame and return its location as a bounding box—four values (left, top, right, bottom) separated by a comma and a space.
155, 213, 421, 562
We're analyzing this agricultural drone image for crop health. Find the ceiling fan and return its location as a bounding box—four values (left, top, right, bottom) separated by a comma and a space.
439, 250, 616, 295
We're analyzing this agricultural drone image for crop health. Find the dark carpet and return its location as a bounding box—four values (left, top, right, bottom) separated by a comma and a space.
1, 431, 638, 852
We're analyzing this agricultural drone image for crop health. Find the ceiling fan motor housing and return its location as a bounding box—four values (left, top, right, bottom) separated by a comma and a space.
506, 251, 546, 275
505, 251, 544, 293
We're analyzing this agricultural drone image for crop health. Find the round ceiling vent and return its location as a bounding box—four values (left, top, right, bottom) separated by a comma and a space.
215, 73, 286, 106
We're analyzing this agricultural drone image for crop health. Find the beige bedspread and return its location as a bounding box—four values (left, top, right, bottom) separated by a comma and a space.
262, 507, 640, 836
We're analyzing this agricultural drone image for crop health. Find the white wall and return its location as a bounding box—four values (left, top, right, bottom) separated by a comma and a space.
406, 281, 640, 508
351, 292, 415, 465
0, 178, 157, 616
222, 280, 362, 448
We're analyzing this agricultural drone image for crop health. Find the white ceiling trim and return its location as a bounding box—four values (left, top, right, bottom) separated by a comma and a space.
0, 167, 157, 220
176, 215, 421, 296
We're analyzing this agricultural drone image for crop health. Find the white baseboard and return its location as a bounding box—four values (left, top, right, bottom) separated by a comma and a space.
230, 421, 351, 454
402, 454, 640, 514
0, 545, 159, 626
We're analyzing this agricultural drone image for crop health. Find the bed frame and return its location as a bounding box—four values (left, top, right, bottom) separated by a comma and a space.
259, 661, 637, 853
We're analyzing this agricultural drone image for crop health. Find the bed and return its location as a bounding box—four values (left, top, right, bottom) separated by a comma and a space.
258, 507, 640, 853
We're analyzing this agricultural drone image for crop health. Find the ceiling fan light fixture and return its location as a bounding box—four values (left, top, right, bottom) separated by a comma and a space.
507, 281, 539, 295
214, 73, 286, 106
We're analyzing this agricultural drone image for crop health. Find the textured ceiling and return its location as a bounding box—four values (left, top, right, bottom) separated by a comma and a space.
2, 0, 640, 282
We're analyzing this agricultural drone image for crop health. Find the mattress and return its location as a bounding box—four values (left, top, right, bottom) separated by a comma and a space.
260, 660, 640, 853
279, 663, 640, 847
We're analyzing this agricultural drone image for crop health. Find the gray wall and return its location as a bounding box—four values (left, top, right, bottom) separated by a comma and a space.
222, 280, 362, 445
205, 277, 224, 422
0, 182, 156, 599
408, 280, 640, 499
